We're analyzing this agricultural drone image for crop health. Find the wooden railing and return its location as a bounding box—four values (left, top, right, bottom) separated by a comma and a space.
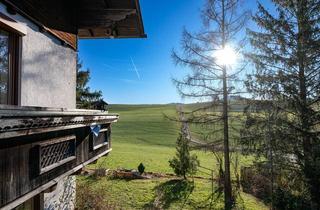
0, 105, 118, 209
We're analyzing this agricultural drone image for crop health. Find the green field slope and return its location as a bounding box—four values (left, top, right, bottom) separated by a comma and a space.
77, 104, 268, 210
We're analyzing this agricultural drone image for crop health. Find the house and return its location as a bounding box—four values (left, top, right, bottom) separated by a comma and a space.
91, 99, 109, 111
0, 0, 145, 209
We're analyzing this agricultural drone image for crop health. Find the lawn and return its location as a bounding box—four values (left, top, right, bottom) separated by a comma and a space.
77, 104, 267, 209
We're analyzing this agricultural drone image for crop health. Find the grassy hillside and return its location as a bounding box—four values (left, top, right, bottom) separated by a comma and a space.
100, 104, 181, 173
77, 104, 267, 209
97, 104, 252, 175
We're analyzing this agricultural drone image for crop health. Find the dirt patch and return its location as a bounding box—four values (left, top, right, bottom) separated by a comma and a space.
111, 169, 177, 179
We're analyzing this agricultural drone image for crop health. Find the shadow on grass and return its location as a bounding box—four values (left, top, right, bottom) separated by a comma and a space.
144, 179, 194, 209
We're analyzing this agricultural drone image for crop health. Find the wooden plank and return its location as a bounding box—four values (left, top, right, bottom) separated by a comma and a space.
3, 0, 77, 49
80, 0, 133, 9
3, 0, 77, 33
0, 104, 118, 116
78, 10, 136, 29
5, 146, 18, 206
83, 132, 89, 162
0, 147, 7, 207
45, 28, 77, 50
0, 121, 117, 140
37, 135, 75, 147
0, 109, 118, 139
77, 0, 146, 38
99, 128, 109, 133
93, 142, 108, 151
0, 148, 112, 210
0, 12, 27, 35
40, 156, 76, 174
18, 144, 31, 200
3, 0, 146, 44
0, 118, 115, 208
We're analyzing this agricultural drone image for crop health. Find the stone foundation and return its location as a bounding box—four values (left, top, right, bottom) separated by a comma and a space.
44, 176, 76, 210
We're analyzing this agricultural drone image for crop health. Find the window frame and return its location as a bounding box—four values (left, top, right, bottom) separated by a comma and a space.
89, 124, 111, 151
0, 26, 21, 105
37, 135, 77, 174
8, 31, 20, 105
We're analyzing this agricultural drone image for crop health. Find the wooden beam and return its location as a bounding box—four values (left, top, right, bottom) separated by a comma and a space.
0, 118, 118, 139
103, 0, 109, 8
33, 193, 44, 210
2, 0, 78, 50
0, 12, 27, 35
133, 0, 146, 37
0, 104, 118, 116
0, 105, 119, 139
78, 9, 136, 28
89, 29, 94, 36
1, 149, 112, 210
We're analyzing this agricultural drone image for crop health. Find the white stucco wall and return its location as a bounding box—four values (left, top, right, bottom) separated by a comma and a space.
0, 3, 77, 109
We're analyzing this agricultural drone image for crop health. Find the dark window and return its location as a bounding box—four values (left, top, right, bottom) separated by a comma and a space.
0, 28, 20, 105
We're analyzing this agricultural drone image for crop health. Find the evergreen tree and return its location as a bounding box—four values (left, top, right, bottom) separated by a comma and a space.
76, 59, 102, 108
169, 122, 199, 179
241, 101, 286, 209
172, 0, 249, 208
246, 1, 320, 208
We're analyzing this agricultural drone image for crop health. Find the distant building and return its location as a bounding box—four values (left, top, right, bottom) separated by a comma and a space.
91, 99, 109, 111
0, 0, 145, 209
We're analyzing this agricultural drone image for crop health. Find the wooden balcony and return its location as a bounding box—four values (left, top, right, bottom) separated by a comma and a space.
0, 105, 118, 209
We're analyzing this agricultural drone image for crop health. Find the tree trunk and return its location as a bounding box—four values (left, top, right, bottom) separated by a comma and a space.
223, 65, 232, 209
221, 1, 232, 209
297, 2, 319, 208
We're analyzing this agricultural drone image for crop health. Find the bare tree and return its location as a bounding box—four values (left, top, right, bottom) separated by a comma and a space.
172, 0, 249, 209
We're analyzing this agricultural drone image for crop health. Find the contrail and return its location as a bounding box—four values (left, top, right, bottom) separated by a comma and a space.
103, 63, 116, 71
130, 56, 140, 80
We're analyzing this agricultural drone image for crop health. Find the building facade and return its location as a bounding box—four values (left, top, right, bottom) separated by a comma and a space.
0, 0, 145, 209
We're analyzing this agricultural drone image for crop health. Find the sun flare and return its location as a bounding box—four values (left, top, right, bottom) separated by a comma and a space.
214, 45, 237, 66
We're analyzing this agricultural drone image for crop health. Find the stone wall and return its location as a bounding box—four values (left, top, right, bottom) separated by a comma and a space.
44, 176, 76, 210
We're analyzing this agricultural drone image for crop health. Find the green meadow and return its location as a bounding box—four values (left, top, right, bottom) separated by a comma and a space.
77, 104, 267, 209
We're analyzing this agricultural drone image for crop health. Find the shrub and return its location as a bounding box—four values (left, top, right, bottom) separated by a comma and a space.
273, 187, 310, 210
138, 163, 145, 174
241, 164, 312, 209
240, 166, 271, 203
169, 130, 199, 179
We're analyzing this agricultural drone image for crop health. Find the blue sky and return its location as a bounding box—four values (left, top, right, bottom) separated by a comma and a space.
78, 0, 272, 104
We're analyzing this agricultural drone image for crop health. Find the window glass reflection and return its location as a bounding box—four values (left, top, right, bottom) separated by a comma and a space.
0, 30, 9, 104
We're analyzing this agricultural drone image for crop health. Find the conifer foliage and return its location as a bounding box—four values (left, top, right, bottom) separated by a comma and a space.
76, 59, 103, 108
169, 123, 199, 179
246, 1, 320, 208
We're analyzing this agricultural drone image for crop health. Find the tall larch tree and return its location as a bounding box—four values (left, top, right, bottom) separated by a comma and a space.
247, 1, 320, 208
172, 0, 249, 208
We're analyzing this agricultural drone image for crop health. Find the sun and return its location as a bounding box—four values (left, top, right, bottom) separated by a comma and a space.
214, 45, 237, 66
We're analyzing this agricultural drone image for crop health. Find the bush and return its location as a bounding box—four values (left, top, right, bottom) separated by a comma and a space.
169, 130, 199, 179
138, 163, 145, 174
273, 187, 310, 210
241, 164, 312, 209
240, 166, 271, 203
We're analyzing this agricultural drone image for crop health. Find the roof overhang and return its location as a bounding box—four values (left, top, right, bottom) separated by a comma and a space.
78, 0, 146, 39
2, 0, 146, 49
